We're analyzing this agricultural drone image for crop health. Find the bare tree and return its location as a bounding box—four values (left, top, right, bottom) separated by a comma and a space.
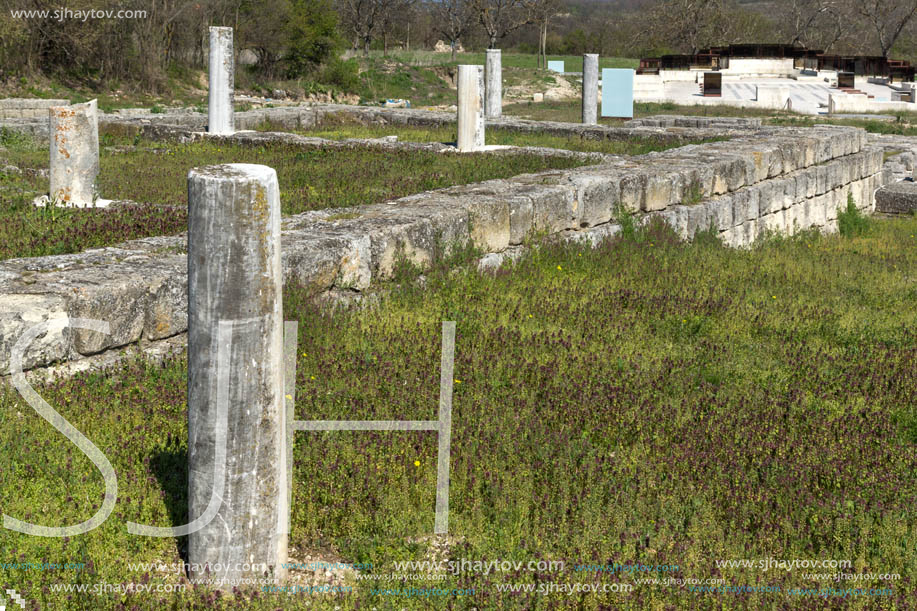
338, 0, 381, 54
777, 0, 850, 52
431, 0, 476, 59
853, 0, 917, 57
525, 0, 562, 68
647, 0, 725, 55
470, 0, 531, 49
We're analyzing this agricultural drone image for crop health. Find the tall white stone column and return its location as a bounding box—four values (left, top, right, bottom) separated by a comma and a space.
457, 64, 485, 151
485, 49, 502, 118
582, 54, 599, 125
208, 26, 234, 134
187, 164, 287, 589
49, 99, 99, 207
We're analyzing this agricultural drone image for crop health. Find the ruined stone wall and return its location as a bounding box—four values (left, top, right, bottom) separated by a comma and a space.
0, 98, 69, 120
0, 107, 887, 378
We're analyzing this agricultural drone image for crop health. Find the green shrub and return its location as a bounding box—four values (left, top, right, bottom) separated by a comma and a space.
838, 192, 869, 237
317, 57, 359, 92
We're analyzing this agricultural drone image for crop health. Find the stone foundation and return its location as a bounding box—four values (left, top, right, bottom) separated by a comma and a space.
0, 106, 889, 377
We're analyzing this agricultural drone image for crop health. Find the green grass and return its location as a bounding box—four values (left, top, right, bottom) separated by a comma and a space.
503, 100, 917, 137
504, 100, 804, 123
770, 114, 917, 136
353, 54, 638, 107
0, 132, 589, 259
255, 120, 725, 156
363, 50, 638, 72
93, 140, 586, 214
1, 215, 915, 609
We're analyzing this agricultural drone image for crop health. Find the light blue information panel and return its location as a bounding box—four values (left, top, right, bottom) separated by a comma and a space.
547, 60, 565, 73
601, 68, 634, 118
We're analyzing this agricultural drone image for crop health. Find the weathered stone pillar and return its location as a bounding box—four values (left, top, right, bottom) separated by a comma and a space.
457, 64, 484, 151
187, 164, 286, 588
208, 26, 234, 134
49, 100, 99, 207
582, 54, 599, 125
485, 49, 502, 118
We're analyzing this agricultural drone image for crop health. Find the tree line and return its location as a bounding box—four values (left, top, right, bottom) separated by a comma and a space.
2, 0, 917, 91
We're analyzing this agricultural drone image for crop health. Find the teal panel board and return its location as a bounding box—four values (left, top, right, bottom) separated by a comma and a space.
601, 68, 634, 118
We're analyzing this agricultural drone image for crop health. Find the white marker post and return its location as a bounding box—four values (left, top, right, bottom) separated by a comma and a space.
457, 65, 485, 151
485, 49, 502, 118
208, 27, 234, 134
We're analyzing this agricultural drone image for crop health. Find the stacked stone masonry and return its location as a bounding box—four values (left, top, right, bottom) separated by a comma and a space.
0, 105, 887, 376
0, 98, 69, 120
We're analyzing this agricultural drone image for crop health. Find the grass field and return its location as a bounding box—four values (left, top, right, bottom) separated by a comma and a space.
367, 50, 639, 72
254, 119, 724, 156
1, 213, 914, 609
0, 130, 588, 259
504, 100, 917, 136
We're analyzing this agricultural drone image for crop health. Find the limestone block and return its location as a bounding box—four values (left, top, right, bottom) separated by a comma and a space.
568, 170, 620, 227
809, 197, 826, 226
712, 197, 733, 231
450, 188, 511, 252
731, 192, 747, 227
144, 258, 189, 341
685, 204, 709, 238
758, 181, 777, 215
799, 201, 813, 230
750, 149, 771, 183
827, 161, 842, 190
0, 294, 70, 374
802, 138, 817, 167
815, 165, 828, 195
619, 171, 648, 213
512, 183, 578, 233
720, 227, 740, 248
644, 172, 678, 212
743, 219, 758, 244
824, 194, 839, 221
794, 173, 809, 201
762, 210, 785, 234
745, 188, 760, 221
781, 178, 795, 209
815, 136, 832, 164
767, 146, 784, 178
67, 271, 151, 355
777, 140, 800, 174
670, 205, 690, 240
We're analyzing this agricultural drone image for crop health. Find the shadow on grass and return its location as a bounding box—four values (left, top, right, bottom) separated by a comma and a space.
149, 446, 189, 564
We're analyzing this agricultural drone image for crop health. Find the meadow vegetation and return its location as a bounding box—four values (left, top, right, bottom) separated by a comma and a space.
254, 118, 724, 156
1, 214, 914, 609
0, 129, 588, 259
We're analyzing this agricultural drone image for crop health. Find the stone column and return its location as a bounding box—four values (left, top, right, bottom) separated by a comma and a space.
49, 100, 99, 207
582, 54, 599, 125
457, 65, 484, 151
187, 164, 287, 588
208, 26, 234, 134
485, 49, 502, 118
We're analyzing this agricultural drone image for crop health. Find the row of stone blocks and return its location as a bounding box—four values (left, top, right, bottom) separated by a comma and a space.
0, 125, 882, 375
0, 102, 763, 147
0, 98, 70, 120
